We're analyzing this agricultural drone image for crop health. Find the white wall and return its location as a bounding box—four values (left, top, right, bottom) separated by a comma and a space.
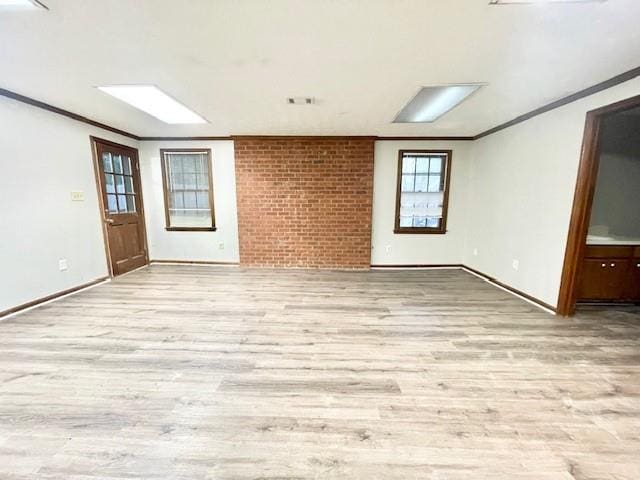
0, 101, 239, 314
371, 140, 472, 265
4, 78, 639, 314
138, 141, 240, 263
463, 77, 640, 307
0, 96, 139, 313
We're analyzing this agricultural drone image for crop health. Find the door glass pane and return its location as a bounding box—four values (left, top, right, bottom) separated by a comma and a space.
117, 194, 127, 212
113, 155, 123, 174
115, 175, 125, 193
125, 176, 134, 193
107, 194, 118, 213
102, 153, 113, 173
126, 195, 136, 213
104, 173, 115, 193
123, 156, 132, 175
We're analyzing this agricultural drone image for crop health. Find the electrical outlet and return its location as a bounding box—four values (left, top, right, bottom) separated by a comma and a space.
385, 245, 392, 253
71, 191, 85, 201
512, 259, 519, 271
59, 259, 68, 271
218, 242, 225, 250
473, 248, 478, 256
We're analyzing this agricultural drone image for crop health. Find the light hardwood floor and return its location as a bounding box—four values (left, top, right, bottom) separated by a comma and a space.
1, 265, 639, 479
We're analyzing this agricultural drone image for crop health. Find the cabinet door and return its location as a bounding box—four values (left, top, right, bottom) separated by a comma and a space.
625, 259, 640, 301
577, 258, 630, 301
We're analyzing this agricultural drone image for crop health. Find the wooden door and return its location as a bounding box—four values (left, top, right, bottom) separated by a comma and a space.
92, 137, 148, 276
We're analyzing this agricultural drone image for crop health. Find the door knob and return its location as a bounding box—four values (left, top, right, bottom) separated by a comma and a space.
104, 218, 115, 224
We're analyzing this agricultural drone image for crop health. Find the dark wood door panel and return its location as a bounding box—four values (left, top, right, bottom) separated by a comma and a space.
108, 221, 146, 275
108, 224, 127, 272
125, 223, 140, 258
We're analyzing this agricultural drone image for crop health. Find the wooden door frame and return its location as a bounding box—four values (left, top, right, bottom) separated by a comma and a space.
90, 136, 149, 277
556, 94, 640, 316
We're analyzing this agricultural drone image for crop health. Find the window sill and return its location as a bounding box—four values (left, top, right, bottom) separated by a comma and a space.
165, 227, 217, 232
394, 228, 446, 235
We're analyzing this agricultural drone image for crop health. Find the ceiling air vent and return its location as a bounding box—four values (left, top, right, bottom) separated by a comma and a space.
287, 97, 315, 105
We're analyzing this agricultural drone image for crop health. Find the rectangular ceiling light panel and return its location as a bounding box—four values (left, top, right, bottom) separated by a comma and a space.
97, 85, 207, 124
490, 0, 605, 4
0, 0, 47, 8
393, 84, 483, 123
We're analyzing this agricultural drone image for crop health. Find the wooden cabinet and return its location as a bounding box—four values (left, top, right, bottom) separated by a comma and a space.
577, 246, 640, 302
578, 258, 631, 300
626, 259, 640, 301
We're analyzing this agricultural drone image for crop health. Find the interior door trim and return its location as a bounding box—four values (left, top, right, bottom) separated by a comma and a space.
90, 136, 149, 277
556, 94, 640, 316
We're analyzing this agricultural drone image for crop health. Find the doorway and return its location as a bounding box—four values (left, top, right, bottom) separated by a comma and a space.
91, 137, 149, 276
557, 94, 640, 316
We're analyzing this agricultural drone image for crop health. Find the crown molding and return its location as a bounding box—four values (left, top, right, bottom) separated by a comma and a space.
473, 65, 640, 140
2, 65, 639, 144
0, 87, 140, 140
231, 135, 378, 141
140, 136, 232, 141
376, 136, 474, 141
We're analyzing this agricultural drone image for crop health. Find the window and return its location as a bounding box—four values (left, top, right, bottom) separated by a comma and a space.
394, 150, 452, 234
160, 149, 216, 231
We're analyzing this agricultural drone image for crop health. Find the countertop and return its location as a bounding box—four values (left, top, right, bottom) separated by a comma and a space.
587, 234, 640, 245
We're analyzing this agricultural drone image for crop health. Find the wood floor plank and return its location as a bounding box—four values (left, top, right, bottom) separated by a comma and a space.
0, 265, 639, 479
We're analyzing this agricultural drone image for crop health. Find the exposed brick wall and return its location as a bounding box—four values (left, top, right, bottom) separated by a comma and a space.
234, 137, 375, 268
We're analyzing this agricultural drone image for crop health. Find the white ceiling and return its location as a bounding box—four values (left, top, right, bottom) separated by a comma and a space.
1, 0, 639, 137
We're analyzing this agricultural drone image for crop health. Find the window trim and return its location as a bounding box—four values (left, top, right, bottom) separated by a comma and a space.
394, 149, 452, 235
160, 148, 216, 232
